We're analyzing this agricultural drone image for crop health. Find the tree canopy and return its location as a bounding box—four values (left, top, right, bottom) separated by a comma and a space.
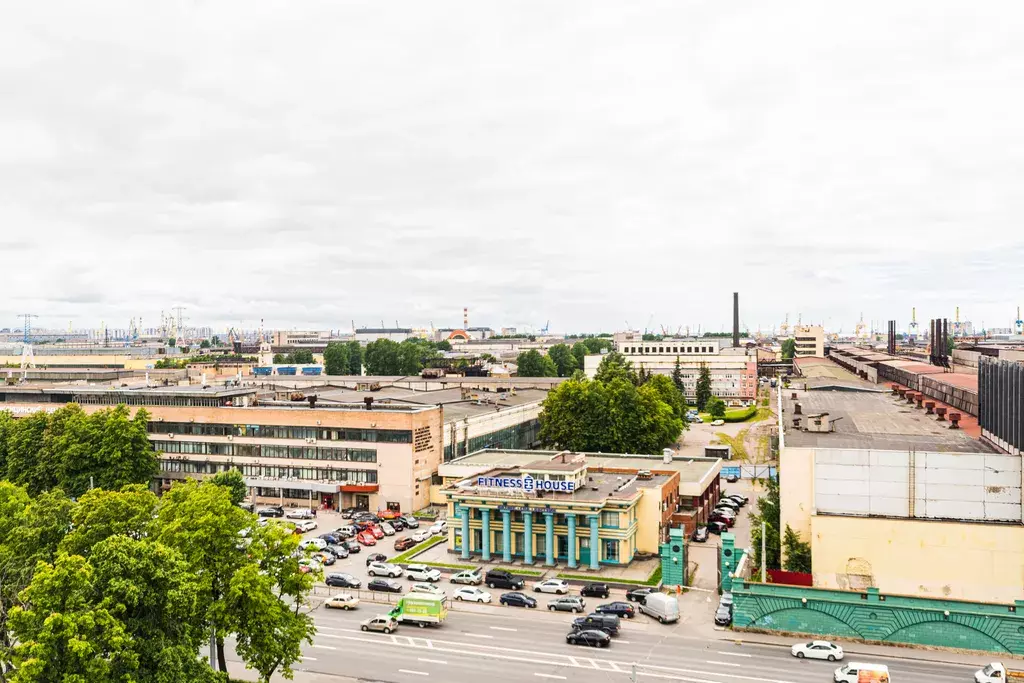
546, 344, 577, 377
515, 350, 557, 377
210, 468, 248, 506
364, 338, 445, 375
695, 363, 713, 411
323, 340, 363, 375
749, 475, 781, 573
781, 338, 796, 361
707, 396, 727, 419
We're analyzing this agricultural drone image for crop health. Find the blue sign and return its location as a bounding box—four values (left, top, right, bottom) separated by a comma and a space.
721, 466, 741, 479
477, 473, 576, 493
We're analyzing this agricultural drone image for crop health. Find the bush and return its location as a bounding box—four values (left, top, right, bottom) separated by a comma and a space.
723, 406, 757, 423
391, 536, 445, 564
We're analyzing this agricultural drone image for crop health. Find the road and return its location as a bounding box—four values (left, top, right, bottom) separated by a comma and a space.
227, 597, 982, 683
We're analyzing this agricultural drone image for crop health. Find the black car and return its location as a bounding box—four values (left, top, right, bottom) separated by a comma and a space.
257, 506, 285, 518
319, 532, 341, 544
580, 583, 610, 599
595, 601, 635, 619
352, 512, 379, 524
691, 526, 709, 543
726, 494, 749, 506
566, 629, 610, 648
485, 569, 524, 590
343, 539, 362, 553
325, 544, 350, 559
625, 587, 653, 603
390, 517, 407, 530
340, 507, 357, 519
499, 592, 537, 608
365, 553, 388, 566
367, 578, 403, 593
325, 573, 360, 588
725, 474, 739, 483
572, 614, 619, 636
707, 521, 728, 535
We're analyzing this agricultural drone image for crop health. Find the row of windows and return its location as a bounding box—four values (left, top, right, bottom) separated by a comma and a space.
148, 421, 412, 443
460, 509, 628, 525
153, 441, 377, 462
445, 419, 541, 462
622, 346, 715, 355
159, 459, 378, 483
256, 487, 318, 499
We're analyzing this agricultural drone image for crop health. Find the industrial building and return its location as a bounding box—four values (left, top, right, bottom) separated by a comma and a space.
790, 324, 825, 358
438, 449, 722, 566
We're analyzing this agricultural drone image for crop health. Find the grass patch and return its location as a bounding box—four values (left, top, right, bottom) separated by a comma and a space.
558, 564, 662, 586
423, 561, 476, 570
391, 535, 445, 564
715, 430, 750, 462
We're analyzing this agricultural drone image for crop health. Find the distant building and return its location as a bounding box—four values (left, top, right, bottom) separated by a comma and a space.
791, 325, 825, 358
354, 328, 415, 343
272, 330, 332, 346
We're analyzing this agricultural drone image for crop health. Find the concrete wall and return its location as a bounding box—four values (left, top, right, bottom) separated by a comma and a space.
779, 446, 816, 548
810, 515, 1024, 603
733, 582, 1024, 655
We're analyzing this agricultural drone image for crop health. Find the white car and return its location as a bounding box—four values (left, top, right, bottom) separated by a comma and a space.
453, 587, 492, 603
411, 530, 432, 543
367, 562, 403, 578
296, 520, 318, 533
533, 579, 570, 595
380, 522, 396, 536
405, 564, 442, 582
410, 582, 445, 598
711, 419, 725, 426
299, 538, 327, 551
286, 509, 315, 520
429, 520, 447, 536
791, 640, 844, 661
324, 593, 359, 610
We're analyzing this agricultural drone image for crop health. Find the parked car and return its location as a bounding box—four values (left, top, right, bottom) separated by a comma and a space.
581, 583, 610, 599
726, 494, 749, 506
257, 506, 285, 518
548, 596, 586, 613
394, 536, 417, 551
711, 419, 725, 426
791, 640, 843, 661
429, 520, 447, 536
725, 473, 739, 483
624, 587, 653, 603
450, 569, 482, 585
710, 511, 736, 528
368, 525, 385, 540
485, 569, 524, 590
566, 629, 611, 648
357, 530, 377, 546
716, 499, 740, 511
360, 615, 397, 633
286, 508, 315, 520
325, 573, 361, 589
390, 517, 407, 530
400, 515, 419, 529
325, 544, 350, 559
318, 532, 341, 544
719, 592, 734, 611
352, 512, 379, 524
297, 558, 320, 574
343, 539, 362, 553
533, 579, 570, 594
380, 522, 396, 536
299, 538, 327, 551
324, 593, 359, 610
365, 553, 388, 566
500, 592, 537, 609
714, 605, 733, 626
367, 562, 403, 578
379, 509, 402, 520
411, 530, 432, 543
296, 520, 318, 533
334, 525, 357, 538
340, 507, 357, 519
453, 587, 492, 603
367, 578, 403, 593
354, 519, 376, 531
410, 582, 445, 598
239, 502, 255, 512
312, 552, 335, 566
691, 526, 709, 543
707, 521, 728, 535
595, 602, 635, 619
688, 415, 704, 423
638, 593, 679, 624
406, 564, 441, 582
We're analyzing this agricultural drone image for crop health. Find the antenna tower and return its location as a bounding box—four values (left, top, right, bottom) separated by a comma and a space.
17, 313, 38, 344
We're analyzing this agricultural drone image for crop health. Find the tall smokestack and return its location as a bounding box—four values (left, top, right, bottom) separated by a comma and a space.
463, 307, 468, 329
732, 292, 740, 348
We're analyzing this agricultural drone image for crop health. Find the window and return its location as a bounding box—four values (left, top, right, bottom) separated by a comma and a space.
603, 539, 618, 562
600, 511, 619, 528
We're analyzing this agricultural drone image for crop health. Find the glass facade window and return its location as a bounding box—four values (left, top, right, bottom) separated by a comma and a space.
445, 418, 541, 462
148, 421, 411, 443
603, 539, 618, 562
160, 459, 377, 483
600, 511, 620, 528
153, 441, 376, 462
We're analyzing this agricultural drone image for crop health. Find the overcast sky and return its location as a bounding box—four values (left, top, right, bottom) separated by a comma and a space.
2, 1, 1022, 336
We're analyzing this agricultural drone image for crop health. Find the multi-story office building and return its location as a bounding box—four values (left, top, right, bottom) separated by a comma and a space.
791, 325, 825, 357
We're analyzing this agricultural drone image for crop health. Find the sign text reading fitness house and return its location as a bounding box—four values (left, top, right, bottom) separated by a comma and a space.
476, 473, 576, 493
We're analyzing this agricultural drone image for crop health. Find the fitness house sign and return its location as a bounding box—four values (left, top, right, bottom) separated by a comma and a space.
476, 473, 576, 493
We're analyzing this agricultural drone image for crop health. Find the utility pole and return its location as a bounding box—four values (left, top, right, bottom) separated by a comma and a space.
761, 520, 767, 583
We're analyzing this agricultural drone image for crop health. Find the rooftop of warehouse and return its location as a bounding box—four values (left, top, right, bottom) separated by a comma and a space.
312, 386, 548, 419
0, 383, 254, 397
440, 449, 720, 483
781, 387, 994, 452
446, 466, 673, 503
793, 357, 877, 388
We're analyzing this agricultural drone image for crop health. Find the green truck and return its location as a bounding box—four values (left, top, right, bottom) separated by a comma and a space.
388, 594, 447, 628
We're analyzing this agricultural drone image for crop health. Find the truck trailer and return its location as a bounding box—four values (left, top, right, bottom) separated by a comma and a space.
388, 594, 447, 628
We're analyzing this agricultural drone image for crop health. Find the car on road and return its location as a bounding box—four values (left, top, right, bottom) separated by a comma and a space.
380, 522, 396, 536
691, 526, 709, 543
566, 629, 610, 648
450, 569, 482, 585
453, 587, 492, 603
367, 578, 403, 593
711, 419, 725, 426
707, 521, 728, 535
714, 605, 732, 626
548, 596, 586, 613
406, 564, 441, 582
367, 525, 385, 540
571, 614, 619, 637
400, 514, 420, 528
394, 536, 417, 551
324, 593, 359, 610
624, 587, 653, 603
410, 582, 445, 598
595, 602, 635, 619
295, 520, 318, 533
429, 520, 447, 536
581, 583, 610, 599
360, 615, 397, 634
343, 539, 362, 553
499, 592, 537, 608
286, 508, 315, 520
326, 573, 361, 589
357, 530, 377, 546
411, 530, 432, 543
533, 579, 570, 594
257, 506, 285, 518
791, 640, 843, 661
485, 569, 524, 590
365, 553, 388, 566
299, 538, 327, 551
325, 544, 350, 559
367, 561, 403, 578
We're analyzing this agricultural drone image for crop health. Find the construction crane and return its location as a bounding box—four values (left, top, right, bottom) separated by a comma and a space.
18, 313, 38, 344
540, 321, 550, 334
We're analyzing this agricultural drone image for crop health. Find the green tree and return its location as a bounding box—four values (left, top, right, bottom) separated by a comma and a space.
0, 411, 13, 476
707, 396, 727, 419
695, 363, 712, 411
593, 352, 636, 385
210, 468, 248, 506
547, 344, 577, 377
364, 339, 403, 375
273, 353, 286, 364
782, 524, 812, 573
516, 350, 557, 377
345, 340, 363, 374
323, 341, 350, 375
781, 338, 796, 361
581, 338, 612, 354
671, 357, 685, 394
168, 337, 176, 347
5, 411, 56, 495
644, 374, 688, 423
749, 475, 781, 573
570, 343, 588, 372
290, 349, 315, 364
435, 340, 451, 352
211, 336, 221, 346
61, 485, 158, 557
200, 339, 211, 348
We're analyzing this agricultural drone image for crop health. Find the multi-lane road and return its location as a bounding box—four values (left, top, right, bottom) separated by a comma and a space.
226, 596, 982, 683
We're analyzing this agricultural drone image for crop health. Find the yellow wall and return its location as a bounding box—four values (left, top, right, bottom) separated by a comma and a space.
779, 446, 815, 563
635, 488, 661, 554
810, 514, 1024, 603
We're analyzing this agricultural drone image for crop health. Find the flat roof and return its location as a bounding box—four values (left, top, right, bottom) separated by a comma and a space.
313, 386, 548, 419
0, 384, 255, 397
782, 389, 993, 452
448, 465, 672, 503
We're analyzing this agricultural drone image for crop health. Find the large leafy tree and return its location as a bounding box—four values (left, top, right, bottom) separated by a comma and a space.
782, 525, 812, 573
364, 339, 403, 375
547, 344, 577, 377
570, 343, 588, 372
516, 350, 557, 377
749, 475, 782, 573
323, 341, 350, 375
707, 396, 727, 419
781, 338, 796, 361
60, 485, 158, 557
593, 352, 636, 385
695, 363, 713, 411
210, 468, 248, 506
344, 340, 363, 374
5, 412, 55, 496
643, 374, 688, 424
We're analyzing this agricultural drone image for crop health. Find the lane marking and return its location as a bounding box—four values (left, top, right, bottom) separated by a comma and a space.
310, 644, 337, 650
418, 658, 447, 665
618, 640, 632, 644
299, 656, 318, 661
534, 675, 567, 680
705, 661, 742, 667
398, 669, 429, 676
464, 633, 494, 639
716, 652, 752, 658
490, 626, 517, 632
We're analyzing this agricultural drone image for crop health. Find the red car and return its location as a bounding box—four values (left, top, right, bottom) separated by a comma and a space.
368, 525, 385, 540
710, 512, 736, 528
357, 530, 377, 546
379, 509, 401, 520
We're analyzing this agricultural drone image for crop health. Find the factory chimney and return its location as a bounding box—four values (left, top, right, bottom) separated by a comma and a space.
732, 292, 740, 348
463, 307, 468, 329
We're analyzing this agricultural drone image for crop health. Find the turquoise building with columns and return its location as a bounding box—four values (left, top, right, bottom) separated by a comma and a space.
442, 453, 677, 568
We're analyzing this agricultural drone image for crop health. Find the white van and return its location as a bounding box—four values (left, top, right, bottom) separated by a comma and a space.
833, 662, 890, 683
637, 593, 680, 624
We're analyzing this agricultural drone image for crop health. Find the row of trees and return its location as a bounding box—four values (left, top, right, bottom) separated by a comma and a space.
362, 338, 450, 375
538, 353, 687, 453
0, 477, 314, 683
273, 349, 315, 364
0, 405, 157, 499
322, 340, 364, 375
516, 338, 613, 378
